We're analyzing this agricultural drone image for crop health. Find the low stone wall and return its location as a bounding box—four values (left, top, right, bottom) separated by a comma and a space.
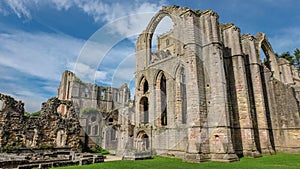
123, 151, 152, 160
0, 152, 104, 169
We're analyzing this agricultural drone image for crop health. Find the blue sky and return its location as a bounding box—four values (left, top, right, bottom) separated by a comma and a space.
0, 0, 300, 112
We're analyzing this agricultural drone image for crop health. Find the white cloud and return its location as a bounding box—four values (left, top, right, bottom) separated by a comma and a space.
67, 62, 107, 83
3, 0, 32, 19
52, 0, 73, 10
269, 27, 300, 54
0, 28, 84, 81
0, 84, 48, 113
0, 26, 85, 112
0, 0, 170, 112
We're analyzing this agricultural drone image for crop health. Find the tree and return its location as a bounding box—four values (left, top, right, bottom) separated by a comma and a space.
276, 48, 300, 71
80, 107, 99, 117
294, 48, 300, 69
278, 51, 294, 65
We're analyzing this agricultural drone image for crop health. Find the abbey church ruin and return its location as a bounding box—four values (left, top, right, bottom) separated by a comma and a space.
132, 6, 300, 162
1, 6, 300, 165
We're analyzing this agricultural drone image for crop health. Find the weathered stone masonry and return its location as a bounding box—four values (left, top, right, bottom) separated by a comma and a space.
57, 70, 132, 153
0, 94, 81, 151
133, 6, 300, 162
3, 5, 300, 165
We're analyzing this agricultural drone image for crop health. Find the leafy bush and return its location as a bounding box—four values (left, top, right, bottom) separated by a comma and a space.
89, 145, 110, 155
80, 107, 99, 117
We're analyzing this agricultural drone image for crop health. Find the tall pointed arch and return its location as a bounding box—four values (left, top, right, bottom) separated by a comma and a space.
175, 65, 187, 124
139, 97, 149, 124
139, 76, 149, 94
256, 33, 280, 80
156, 71, 167, 126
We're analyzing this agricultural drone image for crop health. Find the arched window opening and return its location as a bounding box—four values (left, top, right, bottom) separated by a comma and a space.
260, 48, 271, 70
150, 16, 174, 63
84, 86, 89, 97
87, 126, 91, 135
94, 125, 99, 135
101, 89, 106, 100
143, 80, 149, 94
180, 68, 187, 124
111, 127, 117, 141
140, 97, 149, 124
160, 74, 167, 126
139, 76, 149, 94
91, 116, 96, 122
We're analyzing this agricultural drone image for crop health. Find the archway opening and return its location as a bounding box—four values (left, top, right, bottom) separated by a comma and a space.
139, 76, 149, 94
150, 16, 174, 63
140, 97, 149, 124
137, 131, 150, 151
160, 73, 167, 126
176, 67, 187, 124
260, 48, 271, 70
143, 79, 149, 94
155, 71, 167, 126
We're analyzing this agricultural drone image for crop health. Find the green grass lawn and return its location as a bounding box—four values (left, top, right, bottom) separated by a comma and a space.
53, 153, 300, 169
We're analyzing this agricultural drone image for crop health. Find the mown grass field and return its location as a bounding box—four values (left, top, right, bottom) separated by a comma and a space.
53, 153, 300, 169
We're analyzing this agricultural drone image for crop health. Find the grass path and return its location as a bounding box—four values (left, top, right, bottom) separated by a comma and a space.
53, 153, 300, 169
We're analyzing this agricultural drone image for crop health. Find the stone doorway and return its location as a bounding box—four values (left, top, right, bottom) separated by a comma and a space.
136, 131, 149, 151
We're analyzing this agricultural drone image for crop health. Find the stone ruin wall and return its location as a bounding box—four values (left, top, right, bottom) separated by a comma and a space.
1, 5, 300, 164
133, 6, 300, 162
0, 93, 81, 152
57, 70, 133, 153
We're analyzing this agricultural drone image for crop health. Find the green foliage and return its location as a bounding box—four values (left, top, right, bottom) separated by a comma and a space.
39, 143, 54, 149
52, 153, 300, 169
24, 111, 41, 117
277, 48, 300, 70
31, 111, 41, 116
89, 145, 110, 155
278, 51, 294, 65
80, 107, 99, 117
294, 48, 300, 68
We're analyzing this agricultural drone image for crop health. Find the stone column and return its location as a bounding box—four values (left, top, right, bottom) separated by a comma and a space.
243, 34, 275, 154
200, 12, 238, 162
222, 27, 260, 157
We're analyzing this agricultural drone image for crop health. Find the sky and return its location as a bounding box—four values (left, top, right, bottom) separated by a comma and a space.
0, 0, 300, 113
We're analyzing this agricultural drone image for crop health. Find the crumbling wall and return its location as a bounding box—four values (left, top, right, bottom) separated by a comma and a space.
0, 93, 81, 152
271, 79, 300, 152
132, 5, 300, 163
57, 70, 132, 152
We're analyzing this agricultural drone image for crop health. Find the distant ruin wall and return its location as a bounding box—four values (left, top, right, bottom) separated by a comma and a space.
0, 93, 81, 152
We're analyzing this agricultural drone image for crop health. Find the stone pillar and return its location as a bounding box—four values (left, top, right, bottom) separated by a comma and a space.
180, 11, 210, 162
242, 34, 275, 155
199, 12, 238, 162
57, 70, 75, 116
223, 27, 260, 157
